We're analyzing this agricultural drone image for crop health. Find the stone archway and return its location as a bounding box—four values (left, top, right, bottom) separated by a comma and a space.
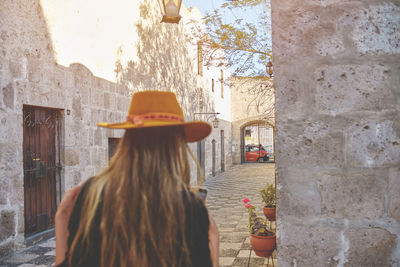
239, 120, 275, 163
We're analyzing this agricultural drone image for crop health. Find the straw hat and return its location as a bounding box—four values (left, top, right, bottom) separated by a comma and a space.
97, 91, 211, 142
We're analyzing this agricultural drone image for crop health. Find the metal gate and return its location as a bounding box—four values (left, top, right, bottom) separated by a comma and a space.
23, 106, 60, 236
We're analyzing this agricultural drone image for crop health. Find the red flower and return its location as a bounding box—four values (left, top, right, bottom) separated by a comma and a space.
243, 198, 250, 203
245, 204, 251, 208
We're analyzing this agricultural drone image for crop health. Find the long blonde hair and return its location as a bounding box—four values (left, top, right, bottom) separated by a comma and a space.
68, 126, 194, 267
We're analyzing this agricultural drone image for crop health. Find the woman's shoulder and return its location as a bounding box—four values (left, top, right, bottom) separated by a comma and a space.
182, 191, 209, 223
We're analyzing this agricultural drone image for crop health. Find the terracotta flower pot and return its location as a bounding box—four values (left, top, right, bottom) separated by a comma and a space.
250, 234, 276, 257
263, 206, 276, 221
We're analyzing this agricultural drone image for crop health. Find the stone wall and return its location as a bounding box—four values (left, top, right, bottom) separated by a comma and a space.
230, 77, 275, 164
0, 0, 233, 256
272, 0, 400, 265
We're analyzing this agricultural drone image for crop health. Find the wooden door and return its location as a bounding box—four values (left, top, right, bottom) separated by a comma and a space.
220, 130, 225, 172
23, 106, 59, 236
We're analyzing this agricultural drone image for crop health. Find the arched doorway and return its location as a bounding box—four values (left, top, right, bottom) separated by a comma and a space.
240, 120, 275, 164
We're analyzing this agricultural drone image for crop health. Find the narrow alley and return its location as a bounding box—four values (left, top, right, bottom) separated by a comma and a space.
205, 163, 277, 267
0, 163, 277, 267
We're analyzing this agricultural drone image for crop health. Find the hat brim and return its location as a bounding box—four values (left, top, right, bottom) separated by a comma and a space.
97, 120, 212, 143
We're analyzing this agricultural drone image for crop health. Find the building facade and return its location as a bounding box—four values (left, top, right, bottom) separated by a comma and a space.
230, 76, 275, 164
0, 0, 232, 255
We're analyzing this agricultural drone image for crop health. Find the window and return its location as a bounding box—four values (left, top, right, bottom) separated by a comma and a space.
197, 42, 203, 76
220, 69, 224, 98
211, 79, 214, 92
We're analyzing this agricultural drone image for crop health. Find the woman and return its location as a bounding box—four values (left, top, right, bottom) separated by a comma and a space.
55, 91, 219, 267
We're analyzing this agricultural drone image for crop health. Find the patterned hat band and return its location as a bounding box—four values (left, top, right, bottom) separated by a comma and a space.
126, 112, 184, 126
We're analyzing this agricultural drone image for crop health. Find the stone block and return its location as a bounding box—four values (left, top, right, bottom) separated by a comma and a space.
314, 31, 345, 56
9, 174, 24, 206
104, 92, 110, 109
0, 143, 19, 173
344, 228, 397, 266
50, 66, 66, 90
0, 112, 22, 143
90, 87, 104, 107
94, 127, 102, 146
64, 148, 79, 166
388, 168, 400, 222
27, 58, 43, 84
9, 59, 26, 79
271, 8, 311, 59
277, 168, 321, 217
70, 63, 93, 90
0, 179, 10, 205
16, 206, 24, 234
71, 170, 82, 186
315, 65, 395, 116
278, 224, 340, 266
0, 210, 15, 241
274, 71, 316, 120
346, 120, 400, 168
317, 171, 387, 220
276, 120, 344, 168
0, 240, 14, 258
2, 82, 14, 110
116, 95, 129, 112
71, 95, 82, 120
341, 3, 400, 55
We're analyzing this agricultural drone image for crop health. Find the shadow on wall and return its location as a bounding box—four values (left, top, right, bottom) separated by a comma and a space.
114, 0, 212, 117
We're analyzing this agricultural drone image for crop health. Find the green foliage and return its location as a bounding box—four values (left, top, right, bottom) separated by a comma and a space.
192, 0, 271, 77
260, 183, 275, 207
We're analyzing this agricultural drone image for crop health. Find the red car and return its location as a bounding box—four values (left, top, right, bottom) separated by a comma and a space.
245, 145, 270, 162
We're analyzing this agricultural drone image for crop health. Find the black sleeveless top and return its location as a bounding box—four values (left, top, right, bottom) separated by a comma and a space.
58, 180, 212, 267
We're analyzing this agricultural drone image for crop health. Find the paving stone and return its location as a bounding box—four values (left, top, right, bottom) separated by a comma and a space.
0, 164, 277, 266
219, 256, 235, 266
38, 239, 55, 248
237, 249, 252, 258
1, 253, 38, 264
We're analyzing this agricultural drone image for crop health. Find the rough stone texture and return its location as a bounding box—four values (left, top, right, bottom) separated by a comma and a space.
388, 169, 400, 222
278, 225, 340, 266
346, 120, 400, 168
276, 120, 344, 168
317, 171, 387, 220
0, 241, 14, 258
345, 3, 400, 55
277, 168, 321, 218
272, 0, 400, 265
2, 82, 14, 110
345, 228, 397, 267
0, 210, 15, 241
315, 65, 395, 116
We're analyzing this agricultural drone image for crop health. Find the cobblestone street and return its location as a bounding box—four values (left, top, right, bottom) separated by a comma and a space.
204, 163, 277, 267
0, 163, 277, 267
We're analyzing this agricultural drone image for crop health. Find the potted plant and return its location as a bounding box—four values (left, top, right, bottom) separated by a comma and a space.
243, 198, 276, 257
260, 183, 276, 221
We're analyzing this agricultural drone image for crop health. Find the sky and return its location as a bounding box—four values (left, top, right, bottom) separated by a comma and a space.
182, 0, 264, 26
181, 0, 271, 76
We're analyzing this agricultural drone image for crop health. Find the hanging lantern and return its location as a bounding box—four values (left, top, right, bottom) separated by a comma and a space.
212, 117, 219, 128
160, 0, 182, 24
266, 61, 273, 77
